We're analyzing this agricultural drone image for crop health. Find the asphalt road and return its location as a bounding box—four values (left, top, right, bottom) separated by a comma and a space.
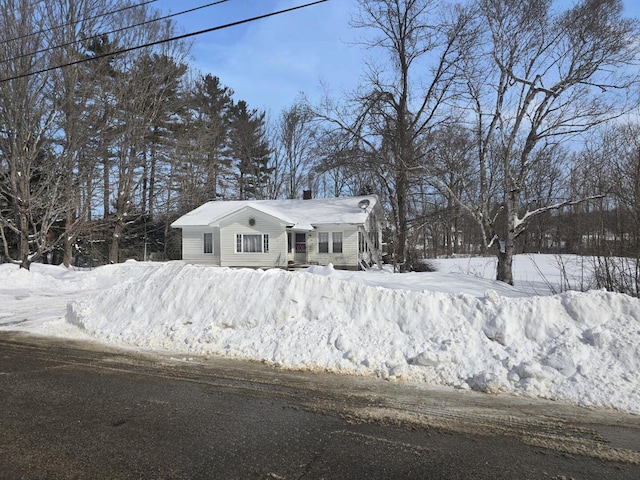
1, 332, 639, 480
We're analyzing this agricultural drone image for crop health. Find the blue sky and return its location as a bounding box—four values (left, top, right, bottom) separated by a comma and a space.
153, 0, 361, 115
153, 0, 640, 115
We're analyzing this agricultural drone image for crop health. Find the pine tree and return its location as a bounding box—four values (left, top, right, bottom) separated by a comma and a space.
228, 100, 272, 200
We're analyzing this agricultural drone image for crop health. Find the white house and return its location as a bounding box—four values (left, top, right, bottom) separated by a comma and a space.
171, 195, 384, 270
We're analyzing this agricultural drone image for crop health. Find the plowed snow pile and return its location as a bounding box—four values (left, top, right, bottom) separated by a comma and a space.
2, 256, 639, 413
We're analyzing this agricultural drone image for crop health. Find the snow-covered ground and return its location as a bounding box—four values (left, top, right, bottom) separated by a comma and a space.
1, 254, 639, 414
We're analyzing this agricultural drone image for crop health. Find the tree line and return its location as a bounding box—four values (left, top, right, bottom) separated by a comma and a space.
1, 0, 639, 293
0, 0, 275, 267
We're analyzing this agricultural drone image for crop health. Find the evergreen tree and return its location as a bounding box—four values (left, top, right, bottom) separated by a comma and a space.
193, 74, 234, 201
228, 101, 272, 200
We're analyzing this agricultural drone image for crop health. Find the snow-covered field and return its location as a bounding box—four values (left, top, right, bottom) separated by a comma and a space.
1, 254, 639, 414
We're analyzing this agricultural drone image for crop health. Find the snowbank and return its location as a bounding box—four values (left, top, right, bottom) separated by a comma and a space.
56, 260, 640, 413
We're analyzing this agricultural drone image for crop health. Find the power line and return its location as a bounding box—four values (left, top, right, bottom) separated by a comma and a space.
0, 0, 330, 84
0, 0, 158, 46
1, 0, 230, 66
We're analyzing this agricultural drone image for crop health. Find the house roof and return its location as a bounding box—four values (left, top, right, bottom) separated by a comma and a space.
171, 195, 380, 229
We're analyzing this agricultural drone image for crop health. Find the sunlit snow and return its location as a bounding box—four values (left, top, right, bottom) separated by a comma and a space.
1, 254, 638, 414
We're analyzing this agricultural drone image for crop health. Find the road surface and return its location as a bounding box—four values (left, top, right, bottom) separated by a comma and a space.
1, 332, 639, 479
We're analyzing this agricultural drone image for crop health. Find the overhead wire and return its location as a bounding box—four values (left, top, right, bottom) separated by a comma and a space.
0, 0, 231, 66
0, 0, 158, 46
0, 0, 330, 84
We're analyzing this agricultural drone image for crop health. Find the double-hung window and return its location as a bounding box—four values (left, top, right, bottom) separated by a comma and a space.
318, 232, 329, 253
203, 233, 213, 254
235, 233, 269, 253
318, 232, 342, 254
332, 232, 343, 253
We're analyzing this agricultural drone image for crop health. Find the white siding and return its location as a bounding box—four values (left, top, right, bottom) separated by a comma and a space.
308, 225, 359, 269
175, 201, 383, 270
219, 209, 288, 268
180, 227, 221, 265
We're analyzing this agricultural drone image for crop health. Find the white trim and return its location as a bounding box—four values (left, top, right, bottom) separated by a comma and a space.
203, 232, 213, 254
234, 233, 270, 253
332, 231, 343, 254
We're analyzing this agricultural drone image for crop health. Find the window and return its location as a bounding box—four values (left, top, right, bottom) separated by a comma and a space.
235, 233, 269, 253
318, 232, 342, 254
318, 232, 329, 253
203, 233, 213, 254
332, 232, 343, 253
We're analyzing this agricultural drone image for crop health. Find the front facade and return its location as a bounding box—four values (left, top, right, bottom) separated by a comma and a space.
172, 196, 383, 270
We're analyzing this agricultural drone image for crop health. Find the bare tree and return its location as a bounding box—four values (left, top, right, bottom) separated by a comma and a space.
312, 130, 365, 198
609, 122, 640, 255
270, 97, 318, 199
0, 0, 192, 267
0, 0, 63, 269
47, 0, 110, 267
424, 125, 478, 257
446, 0, 640, 284
104, 6, 188, 263
575, 121, 640, 296
318, 0, 472, 271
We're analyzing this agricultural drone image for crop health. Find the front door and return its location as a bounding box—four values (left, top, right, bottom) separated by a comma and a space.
294, 233, 307, 264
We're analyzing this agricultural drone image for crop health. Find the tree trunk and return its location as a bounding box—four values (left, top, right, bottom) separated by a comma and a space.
20, 255, 31, 270
141, 149, 148, 216
109, 221, 123, 263
63, 210, 73, 268
103, 152, 110, 219
18, 210, 30, 268
496, 191, 518, 285
396, 177, 409, 272
496, 247, 514, 285
149, 143, 157, 219
62, 163, 76, 267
